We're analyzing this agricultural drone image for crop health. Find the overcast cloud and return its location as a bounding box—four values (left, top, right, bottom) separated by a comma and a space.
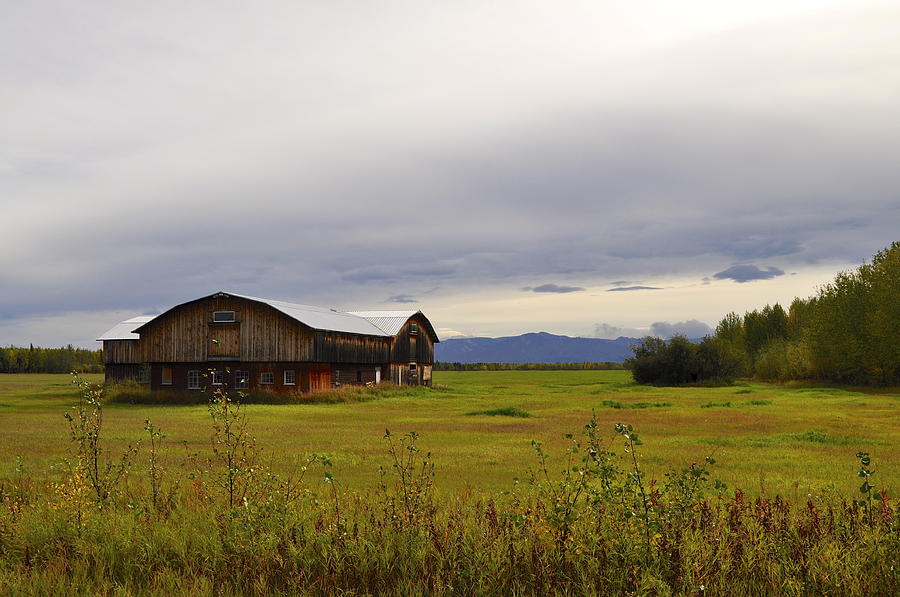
1, 1, 898, 346
713, 265, 786, 283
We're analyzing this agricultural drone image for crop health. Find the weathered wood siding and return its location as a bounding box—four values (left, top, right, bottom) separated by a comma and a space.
102, 340, 141, 364
331, 364, 380, 386
315, 332, 392, 364
138, 296, 318, 363
148, 361, 331, 393
104, 363, 143, 382
389, 315, 436, 365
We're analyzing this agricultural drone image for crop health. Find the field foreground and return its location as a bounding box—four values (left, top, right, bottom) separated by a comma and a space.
0, 371, 897, 595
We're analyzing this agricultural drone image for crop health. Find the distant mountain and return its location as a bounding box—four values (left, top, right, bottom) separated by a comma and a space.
435, 332, 641, 364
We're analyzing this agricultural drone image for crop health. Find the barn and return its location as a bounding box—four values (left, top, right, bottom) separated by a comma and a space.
97, 292, 439, 393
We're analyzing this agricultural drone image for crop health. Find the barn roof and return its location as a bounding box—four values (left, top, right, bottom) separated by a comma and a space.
348, 311, 440, 341
347, 311, 415, 334
229, 293, 392, 337
111, 292, 439, 340
96, 315, 156, 341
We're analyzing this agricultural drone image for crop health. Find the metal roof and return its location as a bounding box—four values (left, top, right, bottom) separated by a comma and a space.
106, 293, 439, 340
346, 311, 418, 335
96, 315, 156, 341
228, 293, 392, 337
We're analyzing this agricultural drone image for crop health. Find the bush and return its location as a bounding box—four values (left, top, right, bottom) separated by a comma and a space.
626, 335, 742, 385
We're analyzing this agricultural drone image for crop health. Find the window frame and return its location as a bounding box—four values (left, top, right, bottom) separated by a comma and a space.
212, 310, 236, 323
161, 366, 173, 386
235, 370, 249, 390
138, 365, 150, 385
260, 372, 274, 385
211, 370, 223, 386
283, 370, 296, 386
187, 370, 201, 390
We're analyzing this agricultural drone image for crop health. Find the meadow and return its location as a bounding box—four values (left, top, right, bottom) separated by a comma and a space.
1, 371, 897, 497
0, 371, 897, 595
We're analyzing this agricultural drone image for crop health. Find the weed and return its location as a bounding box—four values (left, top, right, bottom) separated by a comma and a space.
205, 381, 260, 508
380, 430, 434, 526
63, 373, 137, 507
855, 451, 876, 525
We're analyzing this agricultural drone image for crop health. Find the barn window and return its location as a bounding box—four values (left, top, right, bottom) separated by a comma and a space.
235, 370, 249, 389
409, 362, 417, 371
161, 366, 173, 385
138, 365, 150, 384
409, 322, 418, 334
211, 370, 223, 385
284, 370, 295, 385
261, 372, 274, 385
188, 370, 201, 390
213, 311, 235, 323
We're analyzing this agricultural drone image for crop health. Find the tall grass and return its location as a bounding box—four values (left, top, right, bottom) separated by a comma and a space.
0, 377, 897, 595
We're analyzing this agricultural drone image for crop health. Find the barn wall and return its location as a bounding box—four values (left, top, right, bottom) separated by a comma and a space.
138, 296, 317, 363
104, 363, 144, 383
315, 332, 392, 364
102, 340, 141, 364
331, 363, 381, 386
148, 361, 331, 394
389, 315, 436, 365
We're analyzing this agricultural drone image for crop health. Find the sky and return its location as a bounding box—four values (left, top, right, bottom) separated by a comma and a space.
2, 1, 898, 347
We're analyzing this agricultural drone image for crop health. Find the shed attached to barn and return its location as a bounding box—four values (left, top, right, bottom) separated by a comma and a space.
97, 292, 439, 393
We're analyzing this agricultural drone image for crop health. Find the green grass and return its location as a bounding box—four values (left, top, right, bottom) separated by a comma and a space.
1, 370, 898, 497
1, 372, 898, 595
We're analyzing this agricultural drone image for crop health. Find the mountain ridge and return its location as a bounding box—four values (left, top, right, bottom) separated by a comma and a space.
434, 331, 641, 364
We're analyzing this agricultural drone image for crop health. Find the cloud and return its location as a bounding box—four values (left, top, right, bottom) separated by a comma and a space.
1, 2, 898, 345
650, 320, 713, 339
593, 320, 712, 339
592, 323, 648, 339
525, 283, 586, 294
712, 265, 785, 283
388, 294, 418, 303
436, 327, 466, 338
606, 286, 662, 292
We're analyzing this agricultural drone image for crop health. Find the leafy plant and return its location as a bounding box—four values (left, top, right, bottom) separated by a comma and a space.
855, 451, 876, 525
205, 379, 260, 508
380, 430, 435, 526
64, 373, 137, 507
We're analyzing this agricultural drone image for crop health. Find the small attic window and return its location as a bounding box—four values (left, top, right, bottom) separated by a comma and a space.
409, 322, 419, 334
213, 311, 235, 322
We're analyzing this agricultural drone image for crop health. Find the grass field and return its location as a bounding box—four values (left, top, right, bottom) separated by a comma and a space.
1, 370, 897, 498
1, 371, 898, 595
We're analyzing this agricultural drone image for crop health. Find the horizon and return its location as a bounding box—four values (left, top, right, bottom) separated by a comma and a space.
3, 1, 898, 348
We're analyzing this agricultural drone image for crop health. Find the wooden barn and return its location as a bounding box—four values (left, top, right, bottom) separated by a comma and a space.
97, 292, 439, 393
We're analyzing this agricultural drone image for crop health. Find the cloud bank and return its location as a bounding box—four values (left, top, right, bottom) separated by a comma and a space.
607, 286, 662, 292
1, 1, 897, 345
526, 284, 586, 294
713, 265, 786, 283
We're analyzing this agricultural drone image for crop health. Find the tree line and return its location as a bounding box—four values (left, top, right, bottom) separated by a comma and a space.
627, 241, 899, 386
0, 344, 103, 373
